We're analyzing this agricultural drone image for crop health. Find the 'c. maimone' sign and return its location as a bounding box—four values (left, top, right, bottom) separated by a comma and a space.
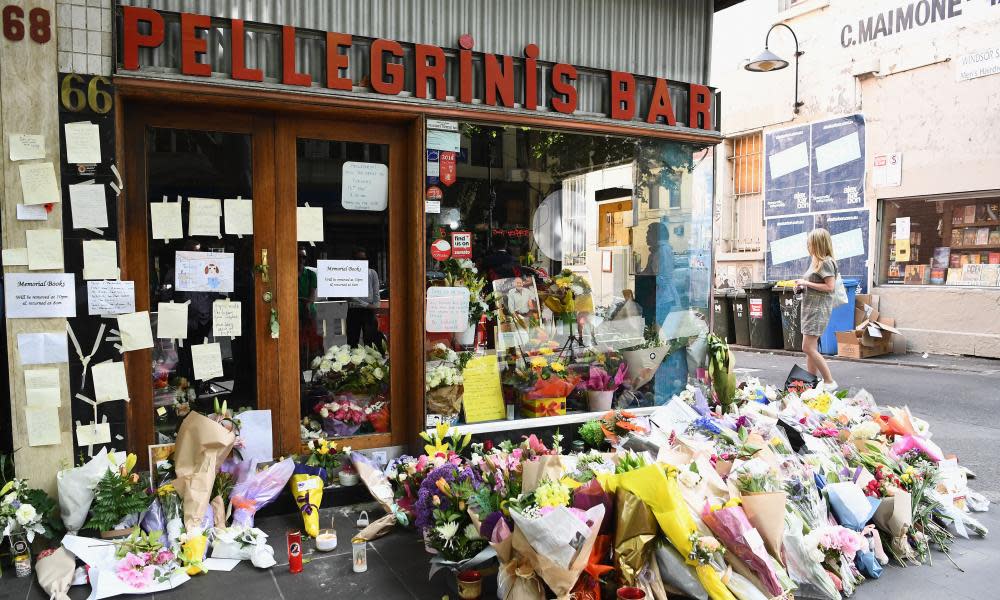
120, 6, 717, 131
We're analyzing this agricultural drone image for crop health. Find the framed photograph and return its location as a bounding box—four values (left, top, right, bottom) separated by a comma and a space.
492, 275, 541, 351
601, 250, 613, 273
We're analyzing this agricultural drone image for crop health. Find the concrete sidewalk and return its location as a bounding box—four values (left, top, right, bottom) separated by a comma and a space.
731, 345, 1000, 375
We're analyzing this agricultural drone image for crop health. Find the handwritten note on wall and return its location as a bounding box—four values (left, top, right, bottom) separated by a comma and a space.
342, 162, 388, 211
461, 355, 505, 423
425, 286, 470, 333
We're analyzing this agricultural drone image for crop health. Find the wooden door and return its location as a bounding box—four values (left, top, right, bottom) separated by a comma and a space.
121, 106, 279, 464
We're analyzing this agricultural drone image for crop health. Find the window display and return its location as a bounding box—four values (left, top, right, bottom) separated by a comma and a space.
881, 197, 1000, 287
423, 123, 715, 428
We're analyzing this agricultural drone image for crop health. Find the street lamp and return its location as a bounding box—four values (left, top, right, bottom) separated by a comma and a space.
745, 23, 804, 114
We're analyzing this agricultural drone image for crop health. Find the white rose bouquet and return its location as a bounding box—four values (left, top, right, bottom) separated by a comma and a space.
1, 477, 57, 543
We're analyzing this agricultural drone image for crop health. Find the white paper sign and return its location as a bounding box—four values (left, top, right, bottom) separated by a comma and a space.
117, 311, 154, 351
297, 206, 325, 242
70, 183, 109, 229
426, 160, 440, 177
425, 286, 470, 333
873, 152, 902, 188
82, 240, 119, 280
26, 229, 64, 270
237, 410, 273, 462
157, 302, 189, 339
87, 280, 135, 315
316, 260, 368, 297
18, 162, 59, 205
427, 119, 459, 131
213, 300, 241, 338
814, 131, 861, 173
4, 273, 77, 318
831, 228, 866, 260
342, 162, 388, 211
2, 248, 28, 265
17, 332, 69, 365
92, 361, 129, 402
76, 422, 111, 445
894, 217, 910, 241
191, 342, 224, 380
223, 198, 254, 236
9, 133, 45, 161
64, 122, 102, 164
25, 368, 61, 407
16, 204, 48, 221
25, 406, 60, 446
425, 200, 441, 214
150, 201, 184, 241
189, 197, 222, 237
769, 231, 810, 266
427, 130, 461, 152
768, 142, 809, 179
175, 251, 235, 293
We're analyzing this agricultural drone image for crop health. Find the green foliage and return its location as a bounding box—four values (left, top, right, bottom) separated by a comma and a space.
113, 527, 164, 559
578, 420, 605, 449
85, 465, 152, 532
707, 334, 737, 413
23, 487, 64, 539
615, 451, 648, 474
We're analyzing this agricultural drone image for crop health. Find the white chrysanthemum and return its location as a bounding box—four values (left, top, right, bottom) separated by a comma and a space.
15, 504, 37, 526
436, 521, 459, 547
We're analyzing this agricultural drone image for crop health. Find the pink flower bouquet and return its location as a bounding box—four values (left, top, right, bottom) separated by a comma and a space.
701, 502, 787, 597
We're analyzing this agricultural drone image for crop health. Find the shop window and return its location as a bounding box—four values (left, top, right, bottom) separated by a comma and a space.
879, 197, 1000, 287
296, 139, 392, 442
423, 123, 714, 431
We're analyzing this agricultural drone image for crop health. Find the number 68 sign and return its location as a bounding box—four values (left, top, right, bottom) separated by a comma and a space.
2, 5, 50, 43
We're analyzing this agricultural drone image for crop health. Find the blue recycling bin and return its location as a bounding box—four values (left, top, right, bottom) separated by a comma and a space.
820, 278, 859, 355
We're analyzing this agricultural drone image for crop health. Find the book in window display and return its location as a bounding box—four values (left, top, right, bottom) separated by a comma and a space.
929, 267, 946, 285
931, 247, 951, 269
952, 206, 965, 225
903, 265, 930, 285
986, 202, 1000, 222
964, 205, 977, 224
990, 252, 1000, 265
975, 227, 990, 246
962, 229, 977, 246
989, 228, 1000, 245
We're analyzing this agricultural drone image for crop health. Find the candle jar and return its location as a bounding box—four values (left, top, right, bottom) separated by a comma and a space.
457, 570, 482, 599
316, 529, 337, 552
351, 537, 368, 573
617, 587, 646, 600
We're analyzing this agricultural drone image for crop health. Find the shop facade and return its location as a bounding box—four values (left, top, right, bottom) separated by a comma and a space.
3, 1, 723, 489
712, 0, 1000, 357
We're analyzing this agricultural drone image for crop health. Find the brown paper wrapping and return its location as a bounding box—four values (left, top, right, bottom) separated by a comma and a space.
873, 491, 912, 538
521, 455, 568, 493
35, 547, 75, 600
356, 513, 397, 542
614, 488, 659, 586
636, 556, 670, 600
510, 515, 601, 599
172, 411, 236, 531
501, 562, 546, 600
426, 384, 464, 417
210, 495, 226, 529
740, 491, 787, 562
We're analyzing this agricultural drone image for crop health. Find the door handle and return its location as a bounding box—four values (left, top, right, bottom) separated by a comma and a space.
256, 248, 270, 284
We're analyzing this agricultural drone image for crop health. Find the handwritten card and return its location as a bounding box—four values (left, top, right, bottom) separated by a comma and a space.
117, 311, 154, 351
191, 342, 224, 380
25, 406, 60, 446
64, 122, 102, 164
189, 197, 222, 237
150, 201, 183, 241
4, 273, 76, 318
91, 361, 129, 402
69, 183, 109, 229
157, 302, 189, 339
25, 368, 61, 407
342, 162, 388, 211
26, 229, 65, 270
76, 422, 111, 445
296, 206, 325, 242
87, 280, 135, 315
425, 286, 470, 333
224, 198, 253, 236
9, 133, 45, 161
82, 240, 119, 280
16, 203, 48, 221
17, 332, 69, 365
461, 355, 506, 423
19, 162, 59, 205
212, 300, 241, 338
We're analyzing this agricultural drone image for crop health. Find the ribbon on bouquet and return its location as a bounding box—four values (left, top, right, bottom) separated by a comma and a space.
295, 493, 318, 516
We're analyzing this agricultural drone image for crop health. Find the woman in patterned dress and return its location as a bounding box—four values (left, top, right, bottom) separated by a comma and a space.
796, 228, 838, 390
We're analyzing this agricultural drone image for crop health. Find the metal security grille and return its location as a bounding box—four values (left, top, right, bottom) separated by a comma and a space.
726, 132, 763, 252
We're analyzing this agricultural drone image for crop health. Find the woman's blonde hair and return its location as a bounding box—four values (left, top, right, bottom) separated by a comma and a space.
807, 228, 835, 270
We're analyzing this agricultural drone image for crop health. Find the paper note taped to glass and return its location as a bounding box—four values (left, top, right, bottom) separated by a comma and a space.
175, 251, 235, 293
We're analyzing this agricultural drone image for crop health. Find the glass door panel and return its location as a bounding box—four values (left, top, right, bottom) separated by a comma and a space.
145, 128, 258, 443
295, 138, 392, 442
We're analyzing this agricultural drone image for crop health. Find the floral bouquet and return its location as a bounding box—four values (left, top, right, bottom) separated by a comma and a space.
303, 438, 346, 482
315, 398, 367, 437
701, 499, 791, 597
85, 453, 152, 535
440, 258, 491, 329
289, 463, 326, 537
1, 477, 59, 544
781, 512, 841, 600
210, 526, 276, 568
416, 463, 495, 579
802, 525, 865, 596
732, 461, 787, 562
582, 363, 628, 412
229, 458, 294, 527
425, 344, 472, 422
539, 269, 594, 325
64, 531, 190, 598
598, 409, 648, 446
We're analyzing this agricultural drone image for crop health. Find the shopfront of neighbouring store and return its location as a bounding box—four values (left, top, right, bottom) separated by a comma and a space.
5, 0, 722, 484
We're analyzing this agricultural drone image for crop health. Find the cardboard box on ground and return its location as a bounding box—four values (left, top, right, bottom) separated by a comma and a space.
836, 293, 905, 359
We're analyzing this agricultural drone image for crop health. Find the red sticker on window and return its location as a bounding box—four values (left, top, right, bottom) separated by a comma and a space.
430, 238, 451, 261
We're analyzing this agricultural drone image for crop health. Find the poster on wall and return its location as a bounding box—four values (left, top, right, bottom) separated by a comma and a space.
815, 209, 870, 293
810, 114, 866, 213
765, 210, 870, 293
764, 114, 866, 218
175, 251, 235, 293
763, 124, 811, 218
765, 215, 814, 283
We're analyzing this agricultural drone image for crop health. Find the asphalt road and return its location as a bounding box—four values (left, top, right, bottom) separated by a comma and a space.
734, 350, 1000, 599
